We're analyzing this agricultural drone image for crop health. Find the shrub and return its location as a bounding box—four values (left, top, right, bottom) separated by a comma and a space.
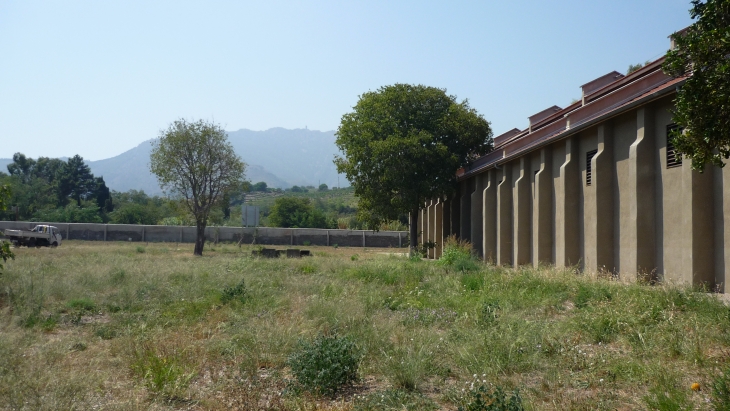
268, 197, 334, 228
287, 333, 361, 396
417, 240, 437, 258
136, 246, 146, 253
480, 301, 500, 325
458, 382, 524, 411
221, 279, 247, 304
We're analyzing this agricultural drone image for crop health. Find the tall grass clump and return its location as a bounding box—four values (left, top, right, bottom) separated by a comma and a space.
287, 333, 361, 397
711, 367, 730, 411
438, 235, 479, 271
380, 341, 436, 392
130, 341, 196, 400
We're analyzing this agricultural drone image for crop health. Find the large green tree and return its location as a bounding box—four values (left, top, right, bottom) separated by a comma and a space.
267, 197, 332, 229
335, 84, 492, 255
58, 155, 97, 206
664, 0, 730, 169
150, 119, 246, 256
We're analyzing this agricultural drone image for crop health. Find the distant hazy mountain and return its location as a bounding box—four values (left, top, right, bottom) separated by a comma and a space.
1, 128, 345, 195
226, 128, 343, 188
0, 159, 12, 174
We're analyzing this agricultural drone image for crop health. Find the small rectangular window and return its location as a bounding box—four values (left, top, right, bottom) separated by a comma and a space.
586, 149, 597, 186
666, 124, 683, 168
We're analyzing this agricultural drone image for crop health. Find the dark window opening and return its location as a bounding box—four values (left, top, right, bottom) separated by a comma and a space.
666, 124, 683, 168
586, 149, 597, 186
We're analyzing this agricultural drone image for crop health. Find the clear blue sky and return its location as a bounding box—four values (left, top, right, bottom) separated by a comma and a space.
0, 0, 693, 161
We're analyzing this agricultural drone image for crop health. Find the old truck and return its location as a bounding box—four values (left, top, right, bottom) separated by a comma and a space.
3, 225, 63, 247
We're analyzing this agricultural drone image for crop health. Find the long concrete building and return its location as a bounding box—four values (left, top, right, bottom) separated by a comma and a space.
420, 34, 730, 292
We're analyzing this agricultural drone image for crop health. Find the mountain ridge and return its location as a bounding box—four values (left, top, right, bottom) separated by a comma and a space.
0, 128, 346, 195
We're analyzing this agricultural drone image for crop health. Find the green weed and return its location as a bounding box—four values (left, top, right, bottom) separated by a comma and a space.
353, 389, 438, 411
286, 333, 361, 397
221, 278, 247, 304
67, 298, 96, 312
458, 381, 524, 411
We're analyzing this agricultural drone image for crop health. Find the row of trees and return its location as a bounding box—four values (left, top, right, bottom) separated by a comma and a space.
250, 182, 336, 193
0, 153, 112, 222
0, 154, 354, 229
0, 152, 243, 226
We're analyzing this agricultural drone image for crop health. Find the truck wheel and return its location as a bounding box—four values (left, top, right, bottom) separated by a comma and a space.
51, 242, 58, 248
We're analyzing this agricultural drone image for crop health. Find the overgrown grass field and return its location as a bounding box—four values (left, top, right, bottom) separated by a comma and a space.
1, 241, 730, 410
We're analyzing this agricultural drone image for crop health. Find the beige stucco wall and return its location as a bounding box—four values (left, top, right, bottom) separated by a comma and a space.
497, 166, 513, 265
612, 112, 635, 276
431, 97, 728, 290
579, 129, 598, 271
655, 97, 684, 282
532, 148, 553, 266
714, 163, 730, 293
483, 169, 497, 262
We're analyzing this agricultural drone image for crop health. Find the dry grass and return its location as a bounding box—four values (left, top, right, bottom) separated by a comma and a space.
1, 241, 729, 410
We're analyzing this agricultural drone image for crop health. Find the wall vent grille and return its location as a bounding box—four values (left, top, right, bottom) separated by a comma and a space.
666, 124, 683, 168
586, 149, 598, 186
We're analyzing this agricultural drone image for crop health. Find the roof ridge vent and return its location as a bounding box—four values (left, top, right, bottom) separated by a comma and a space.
581, 71, 625, 103
493, 128, 522, 147
528, 106, 562, 132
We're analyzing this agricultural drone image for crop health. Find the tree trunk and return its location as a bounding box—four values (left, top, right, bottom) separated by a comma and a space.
409, 207, 419, 258
194, 221, 206, 256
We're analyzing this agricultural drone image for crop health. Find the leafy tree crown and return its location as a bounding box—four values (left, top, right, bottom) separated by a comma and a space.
663, 0, 730, 169
334, 84, 492, 229
149, 119, 246, 227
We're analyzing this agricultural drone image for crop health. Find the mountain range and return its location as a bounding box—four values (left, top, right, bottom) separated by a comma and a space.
0, 128, 347, 195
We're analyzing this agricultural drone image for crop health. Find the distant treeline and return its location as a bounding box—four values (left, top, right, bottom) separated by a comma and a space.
0, 153, 409, 230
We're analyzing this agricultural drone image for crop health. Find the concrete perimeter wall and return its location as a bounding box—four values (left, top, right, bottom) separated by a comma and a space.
0, 221, 407, 248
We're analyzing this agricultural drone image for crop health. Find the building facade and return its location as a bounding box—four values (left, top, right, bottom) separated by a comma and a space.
420, 41, 730, 292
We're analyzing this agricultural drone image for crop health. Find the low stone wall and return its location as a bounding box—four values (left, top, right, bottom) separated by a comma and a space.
0, 221, 408, 248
